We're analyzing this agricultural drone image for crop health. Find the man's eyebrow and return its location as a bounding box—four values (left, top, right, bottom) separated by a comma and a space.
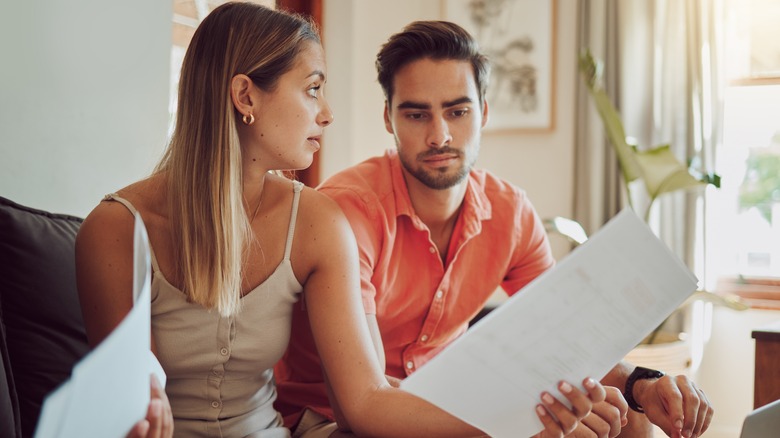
396, 101, 431, 110
396, 97, 473, 111
442, 96, 473, 108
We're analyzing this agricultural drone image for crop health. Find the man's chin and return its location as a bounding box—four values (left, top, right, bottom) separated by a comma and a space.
416, 170, 469, 190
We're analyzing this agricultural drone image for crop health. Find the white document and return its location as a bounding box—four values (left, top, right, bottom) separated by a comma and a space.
400, 209, 698, 438
35, 213, 166, 438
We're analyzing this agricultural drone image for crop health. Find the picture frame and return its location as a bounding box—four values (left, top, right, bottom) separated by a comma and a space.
442, 0, 556, 132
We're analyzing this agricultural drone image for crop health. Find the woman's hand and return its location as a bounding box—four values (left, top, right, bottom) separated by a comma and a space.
561, 386, 628, 438
536, 378, 606, 438
125, 375, 173, 438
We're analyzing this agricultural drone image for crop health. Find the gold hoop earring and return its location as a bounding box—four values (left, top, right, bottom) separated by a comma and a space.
242, 113, 255, 125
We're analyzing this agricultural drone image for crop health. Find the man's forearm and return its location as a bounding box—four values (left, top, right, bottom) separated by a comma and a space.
601, 361, 632, 388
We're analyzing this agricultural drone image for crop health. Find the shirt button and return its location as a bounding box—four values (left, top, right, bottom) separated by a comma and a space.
406, 360, 414, 370
211, 401, 220, 408
212, 369, 221, 376
421, 334, 429, 342
220, 347, 229, 356
428, 246, 436, 254
435, 290, 444, 299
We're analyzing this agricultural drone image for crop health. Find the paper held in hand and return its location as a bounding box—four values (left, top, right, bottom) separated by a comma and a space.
35, 213, 166, 438
400, 209, 698, 438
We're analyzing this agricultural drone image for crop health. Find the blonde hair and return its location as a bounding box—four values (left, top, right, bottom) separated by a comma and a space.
154, 2, 319, 316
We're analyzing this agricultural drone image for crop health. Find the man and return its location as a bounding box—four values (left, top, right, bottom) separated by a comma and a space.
276, 20, 713, 438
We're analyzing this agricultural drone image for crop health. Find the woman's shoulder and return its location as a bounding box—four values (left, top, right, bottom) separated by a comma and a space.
282, 179, 354, 244
299, 183, 349, 226
79, 176, 167, 243
279, 177, 357, 278
264, 174, 344, 218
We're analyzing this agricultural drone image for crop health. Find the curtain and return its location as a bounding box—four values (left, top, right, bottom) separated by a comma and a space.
574, 0, 725, 275
573, 0, 623, 236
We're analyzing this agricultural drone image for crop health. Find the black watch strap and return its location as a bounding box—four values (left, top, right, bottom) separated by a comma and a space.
624, 366, 665, 413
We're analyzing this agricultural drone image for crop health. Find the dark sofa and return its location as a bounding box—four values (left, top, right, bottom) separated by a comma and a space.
0, 196, 90, 438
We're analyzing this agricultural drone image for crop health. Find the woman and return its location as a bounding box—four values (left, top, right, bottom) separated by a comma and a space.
75, 3, 604, 437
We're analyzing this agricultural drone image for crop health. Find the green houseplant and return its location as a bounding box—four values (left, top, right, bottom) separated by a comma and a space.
577, 50, 745, 348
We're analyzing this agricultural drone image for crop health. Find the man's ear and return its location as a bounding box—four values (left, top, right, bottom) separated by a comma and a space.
383, 101, 394, 134
230, 74, 255, 117
480, 98, 490, 129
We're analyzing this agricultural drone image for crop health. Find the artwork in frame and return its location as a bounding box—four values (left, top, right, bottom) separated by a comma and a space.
442, 0, 556, 132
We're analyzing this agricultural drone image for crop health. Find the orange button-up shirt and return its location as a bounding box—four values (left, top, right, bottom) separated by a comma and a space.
274, 149, 554, 425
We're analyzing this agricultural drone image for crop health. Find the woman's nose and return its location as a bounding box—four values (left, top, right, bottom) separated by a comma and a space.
318, 100, 334, 127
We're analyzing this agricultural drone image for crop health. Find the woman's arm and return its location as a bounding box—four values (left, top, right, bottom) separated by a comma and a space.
75, 200, 173, 437
76, 200, 138, 347
296, 191, 601, 437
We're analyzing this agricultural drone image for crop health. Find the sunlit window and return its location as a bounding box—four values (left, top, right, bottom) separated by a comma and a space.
704, 0, 780, 300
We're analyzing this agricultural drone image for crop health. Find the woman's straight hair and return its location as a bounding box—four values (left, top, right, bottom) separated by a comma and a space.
154, 2, 319, 316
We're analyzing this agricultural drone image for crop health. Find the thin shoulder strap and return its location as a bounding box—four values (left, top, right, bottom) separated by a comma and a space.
283, 181, 304, 261
102, 194, 161, 273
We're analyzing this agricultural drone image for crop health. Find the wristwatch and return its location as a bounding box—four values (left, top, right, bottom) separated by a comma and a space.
624, 366, 665, 413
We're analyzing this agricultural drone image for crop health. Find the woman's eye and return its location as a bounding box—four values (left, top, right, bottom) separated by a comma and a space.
307, 86, 321, 98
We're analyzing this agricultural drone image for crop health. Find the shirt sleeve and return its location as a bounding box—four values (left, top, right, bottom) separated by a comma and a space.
502, 192, 556, 296
317, 186, 383, 314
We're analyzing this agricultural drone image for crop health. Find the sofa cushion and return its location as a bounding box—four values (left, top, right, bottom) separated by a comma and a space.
0, 196, 90, 437
0, 315, 21, 438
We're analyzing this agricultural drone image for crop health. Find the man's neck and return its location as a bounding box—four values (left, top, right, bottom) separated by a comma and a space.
403, 170, 468, 261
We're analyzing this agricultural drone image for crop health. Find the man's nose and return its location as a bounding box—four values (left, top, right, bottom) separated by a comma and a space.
427, 117, 452, 148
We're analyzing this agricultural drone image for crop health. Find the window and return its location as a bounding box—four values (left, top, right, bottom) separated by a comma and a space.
703, 0, 780, 305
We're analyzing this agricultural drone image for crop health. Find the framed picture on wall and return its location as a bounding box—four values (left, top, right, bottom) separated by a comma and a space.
442, 0, 556, 133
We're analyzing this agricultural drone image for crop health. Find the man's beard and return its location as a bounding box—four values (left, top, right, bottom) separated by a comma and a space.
400, 146, 474, 190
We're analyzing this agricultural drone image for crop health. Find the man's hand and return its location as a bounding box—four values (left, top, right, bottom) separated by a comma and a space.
633, 374, 713, 438
565, 386, 628, 438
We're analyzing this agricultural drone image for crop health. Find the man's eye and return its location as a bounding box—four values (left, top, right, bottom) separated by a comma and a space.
406, 113, 425, 120
451, 109, 469, 117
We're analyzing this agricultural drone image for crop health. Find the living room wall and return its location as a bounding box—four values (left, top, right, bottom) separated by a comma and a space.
0, 0, 575, 255
0, 0, 172, 218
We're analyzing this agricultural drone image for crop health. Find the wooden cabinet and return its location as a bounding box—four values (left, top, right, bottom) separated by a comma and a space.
752, 320, 780, 408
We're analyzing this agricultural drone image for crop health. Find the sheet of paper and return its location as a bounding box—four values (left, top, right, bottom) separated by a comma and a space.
35, 213, 165, 438
401, 209, 698, 438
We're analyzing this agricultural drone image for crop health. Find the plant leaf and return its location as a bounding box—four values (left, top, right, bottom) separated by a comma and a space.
578, 51, 642, 183
634, 145, 708, 198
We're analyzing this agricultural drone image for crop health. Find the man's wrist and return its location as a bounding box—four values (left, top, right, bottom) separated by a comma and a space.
623, 366, 664, 413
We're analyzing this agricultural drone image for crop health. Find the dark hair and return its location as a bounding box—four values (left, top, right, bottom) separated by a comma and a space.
376, 20, 490, 105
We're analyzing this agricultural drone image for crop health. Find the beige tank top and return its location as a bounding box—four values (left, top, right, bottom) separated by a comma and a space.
105, 180, 304, 437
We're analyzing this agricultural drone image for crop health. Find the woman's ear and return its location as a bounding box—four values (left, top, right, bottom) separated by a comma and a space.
230, 74, 255, 118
